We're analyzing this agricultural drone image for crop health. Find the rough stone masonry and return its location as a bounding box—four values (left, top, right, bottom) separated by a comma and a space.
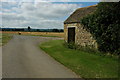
64, 5, 98, 49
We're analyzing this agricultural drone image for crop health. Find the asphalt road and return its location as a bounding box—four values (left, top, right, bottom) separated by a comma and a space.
2, 35, 79, 78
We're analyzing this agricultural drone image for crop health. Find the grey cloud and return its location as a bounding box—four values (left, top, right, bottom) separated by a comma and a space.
2, 13, 26, 21
2, 2, 81, 29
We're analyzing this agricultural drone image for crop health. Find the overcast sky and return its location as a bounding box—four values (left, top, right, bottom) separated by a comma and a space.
1, 0, 98, 29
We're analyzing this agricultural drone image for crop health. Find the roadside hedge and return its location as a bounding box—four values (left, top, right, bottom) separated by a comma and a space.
81, 2, 120, 55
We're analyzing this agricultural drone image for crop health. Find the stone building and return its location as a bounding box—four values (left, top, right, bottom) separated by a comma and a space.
64, 5, 98, 48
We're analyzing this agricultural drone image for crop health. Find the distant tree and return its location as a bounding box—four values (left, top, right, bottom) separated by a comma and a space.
59, 29, 64, 32
52, 29, 59, 32
37, 29, 40, 32
28, 26, 31, 31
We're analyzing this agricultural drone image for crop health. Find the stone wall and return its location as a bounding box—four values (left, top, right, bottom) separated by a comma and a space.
64, 23, 98, 49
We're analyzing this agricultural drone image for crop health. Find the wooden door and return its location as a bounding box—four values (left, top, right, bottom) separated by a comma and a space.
68, 27, 75, 43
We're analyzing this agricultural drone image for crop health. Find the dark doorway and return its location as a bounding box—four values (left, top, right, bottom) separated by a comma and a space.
68, 27, 75, 43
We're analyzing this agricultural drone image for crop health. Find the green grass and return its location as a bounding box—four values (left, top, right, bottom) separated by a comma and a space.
1, 33, 12, 46
40, 40, 119, 78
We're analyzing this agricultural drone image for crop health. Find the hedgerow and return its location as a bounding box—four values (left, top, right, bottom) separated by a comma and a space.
81, 2, 120, 55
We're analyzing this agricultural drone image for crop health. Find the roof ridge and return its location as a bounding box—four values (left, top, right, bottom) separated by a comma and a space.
64, 5, 97, 24
76, 5, 97, 11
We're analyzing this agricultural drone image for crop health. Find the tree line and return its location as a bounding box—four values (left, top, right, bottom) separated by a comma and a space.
0, 27, 64, 32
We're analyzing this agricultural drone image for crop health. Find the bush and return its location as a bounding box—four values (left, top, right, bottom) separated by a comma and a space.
64, 42, 99, 54
64, 42, 77, 49
81, 2, 120, 55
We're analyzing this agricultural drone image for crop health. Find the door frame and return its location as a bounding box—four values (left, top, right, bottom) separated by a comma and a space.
67, 26, 76, 43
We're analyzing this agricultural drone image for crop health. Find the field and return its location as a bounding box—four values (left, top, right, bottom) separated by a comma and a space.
40, 40, 119, 78
0, 31, 64, 46
1, 31, 64, 38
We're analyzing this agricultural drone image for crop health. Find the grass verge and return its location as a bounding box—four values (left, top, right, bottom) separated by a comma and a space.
39, 40, 119, 78
1, 33, 12, 46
